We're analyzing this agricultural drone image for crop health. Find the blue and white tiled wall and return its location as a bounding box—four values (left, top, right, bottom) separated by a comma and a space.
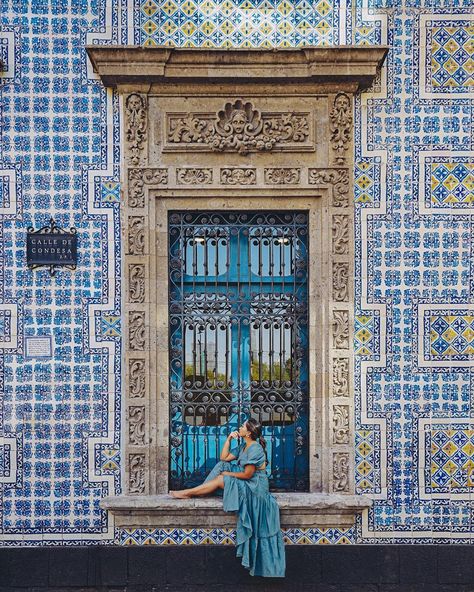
0, 0, 473, 546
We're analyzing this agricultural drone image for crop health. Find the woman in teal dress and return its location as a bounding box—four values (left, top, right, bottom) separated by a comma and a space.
170, 418, 286, 578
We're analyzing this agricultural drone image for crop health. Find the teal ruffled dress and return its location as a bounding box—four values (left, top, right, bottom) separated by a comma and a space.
203, 441, 286, 578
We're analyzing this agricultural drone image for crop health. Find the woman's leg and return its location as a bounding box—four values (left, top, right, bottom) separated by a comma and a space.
202, 460, 232, 483
170, 475, 224, 498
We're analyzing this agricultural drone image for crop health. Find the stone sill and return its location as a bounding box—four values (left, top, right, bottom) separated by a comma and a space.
101, 493, 371, 530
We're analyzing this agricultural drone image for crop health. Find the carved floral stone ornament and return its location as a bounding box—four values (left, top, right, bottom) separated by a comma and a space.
125, 93, 147, 166
168, 99, 310, 154
329, 93, 352, 165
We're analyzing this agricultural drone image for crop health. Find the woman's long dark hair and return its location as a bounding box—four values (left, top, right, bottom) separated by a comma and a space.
245, 418, 268, 464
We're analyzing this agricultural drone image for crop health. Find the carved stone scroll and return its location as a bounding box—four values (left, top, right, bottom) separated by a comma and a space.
129, 264, 145, 303
128, 168, 168, 208
220, 168, 256, 185
333, 310, 349, 349
329, 93, 352, 165
129, 406, 146, 446
333, 262, 349, 302
308, 168, 349, 207
333, 358, 349, 397
167, 99, 310, 154
332, 215, 349, 255
128, 217, 145, 255
125, 94, 147, 166
333, 452, 349, 492
176, 168, 212, 185
129, 359, 146, 398
333, 405, 349, 444
129, 311, 146, 351
129, 453, 145, 494
264, 168, 300, 185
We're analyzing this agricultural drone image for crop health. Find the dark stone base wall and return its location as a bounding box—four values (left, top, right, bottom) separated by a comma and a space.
1, 546, 474, 592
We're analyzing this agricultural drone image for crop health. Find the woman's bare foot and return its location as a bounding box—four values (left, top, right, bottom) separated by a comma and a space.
169, 490, 191, 499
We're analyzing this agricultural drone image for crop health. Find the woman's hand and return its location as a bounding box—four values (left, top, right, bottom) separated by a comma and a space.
221, 471, 233, 477
227, 431, 239, 440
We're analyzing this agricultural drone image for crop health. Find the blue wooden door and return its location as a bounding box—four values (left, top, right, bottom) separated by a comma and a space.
169, 211, 309, 491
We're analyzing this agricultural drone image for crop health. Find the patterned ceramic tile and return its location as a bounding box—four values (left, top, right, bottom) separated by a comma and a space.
101, 181, 121, 204
428, 22, 474, 91
429, 314, 474, 359
1, 0, 474, 548
428, 428, 474, 492
419, 14, 474, 99
354, 314, 375, 357
115, 526, 356, 545
429, 160, 474, 207
355, 428, 381, 493
140, 0, 339, 47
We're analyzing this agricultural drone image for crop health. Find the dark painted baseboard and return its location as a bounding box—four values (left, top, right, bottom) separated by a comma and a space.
1, 545, 474, 591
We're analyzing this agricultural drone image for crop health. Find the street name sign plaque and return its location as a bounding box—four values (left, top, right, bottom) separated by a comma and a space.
27, 218, 77, 275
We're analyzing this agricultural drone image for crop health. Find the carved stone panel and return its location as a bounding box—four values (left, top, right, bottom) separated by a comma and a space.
128, 168, 168, 208
129, 264, 145, 303
129, 453, 146, 494
333, 358, 349, 397
176, 168, 212, 185
332, 310, 349, 349
264, 168, 300, 185
166, 99, 311, 154
129, 406, 146, 446
333, 453, 349, 492
128, 217, 145, 255
329, 93, 352, 165
332, 215, 349, 255
220, 168, 256, 185
125, 93, 147, 166
129, 311, 146, 351
129, 359, 146, 398
333, 405, 349, 444
333, 262, 349, 302
308, 168, 349, 207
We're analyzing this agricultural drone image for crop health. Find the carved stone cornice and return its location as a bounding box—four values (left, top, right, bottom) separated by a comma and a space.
86, 46, 388, 90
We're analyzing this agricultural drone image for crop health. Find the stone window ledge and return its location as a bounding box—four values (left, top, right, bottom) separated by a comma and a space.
101, 494, 371, 529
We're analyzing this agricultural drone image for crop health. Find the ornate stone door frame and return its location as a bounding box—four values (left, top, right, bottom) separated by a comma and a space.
87, 46, 387, 529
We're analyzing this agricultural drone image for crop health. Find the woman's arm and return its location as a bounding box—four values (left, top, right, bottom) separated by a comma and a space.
221, 465, 256, 480
220, 432, 239, 461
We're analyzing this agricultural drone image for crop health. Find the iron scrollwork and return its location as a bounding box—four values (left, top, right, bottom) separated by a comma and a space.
168, 211, 309, 491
